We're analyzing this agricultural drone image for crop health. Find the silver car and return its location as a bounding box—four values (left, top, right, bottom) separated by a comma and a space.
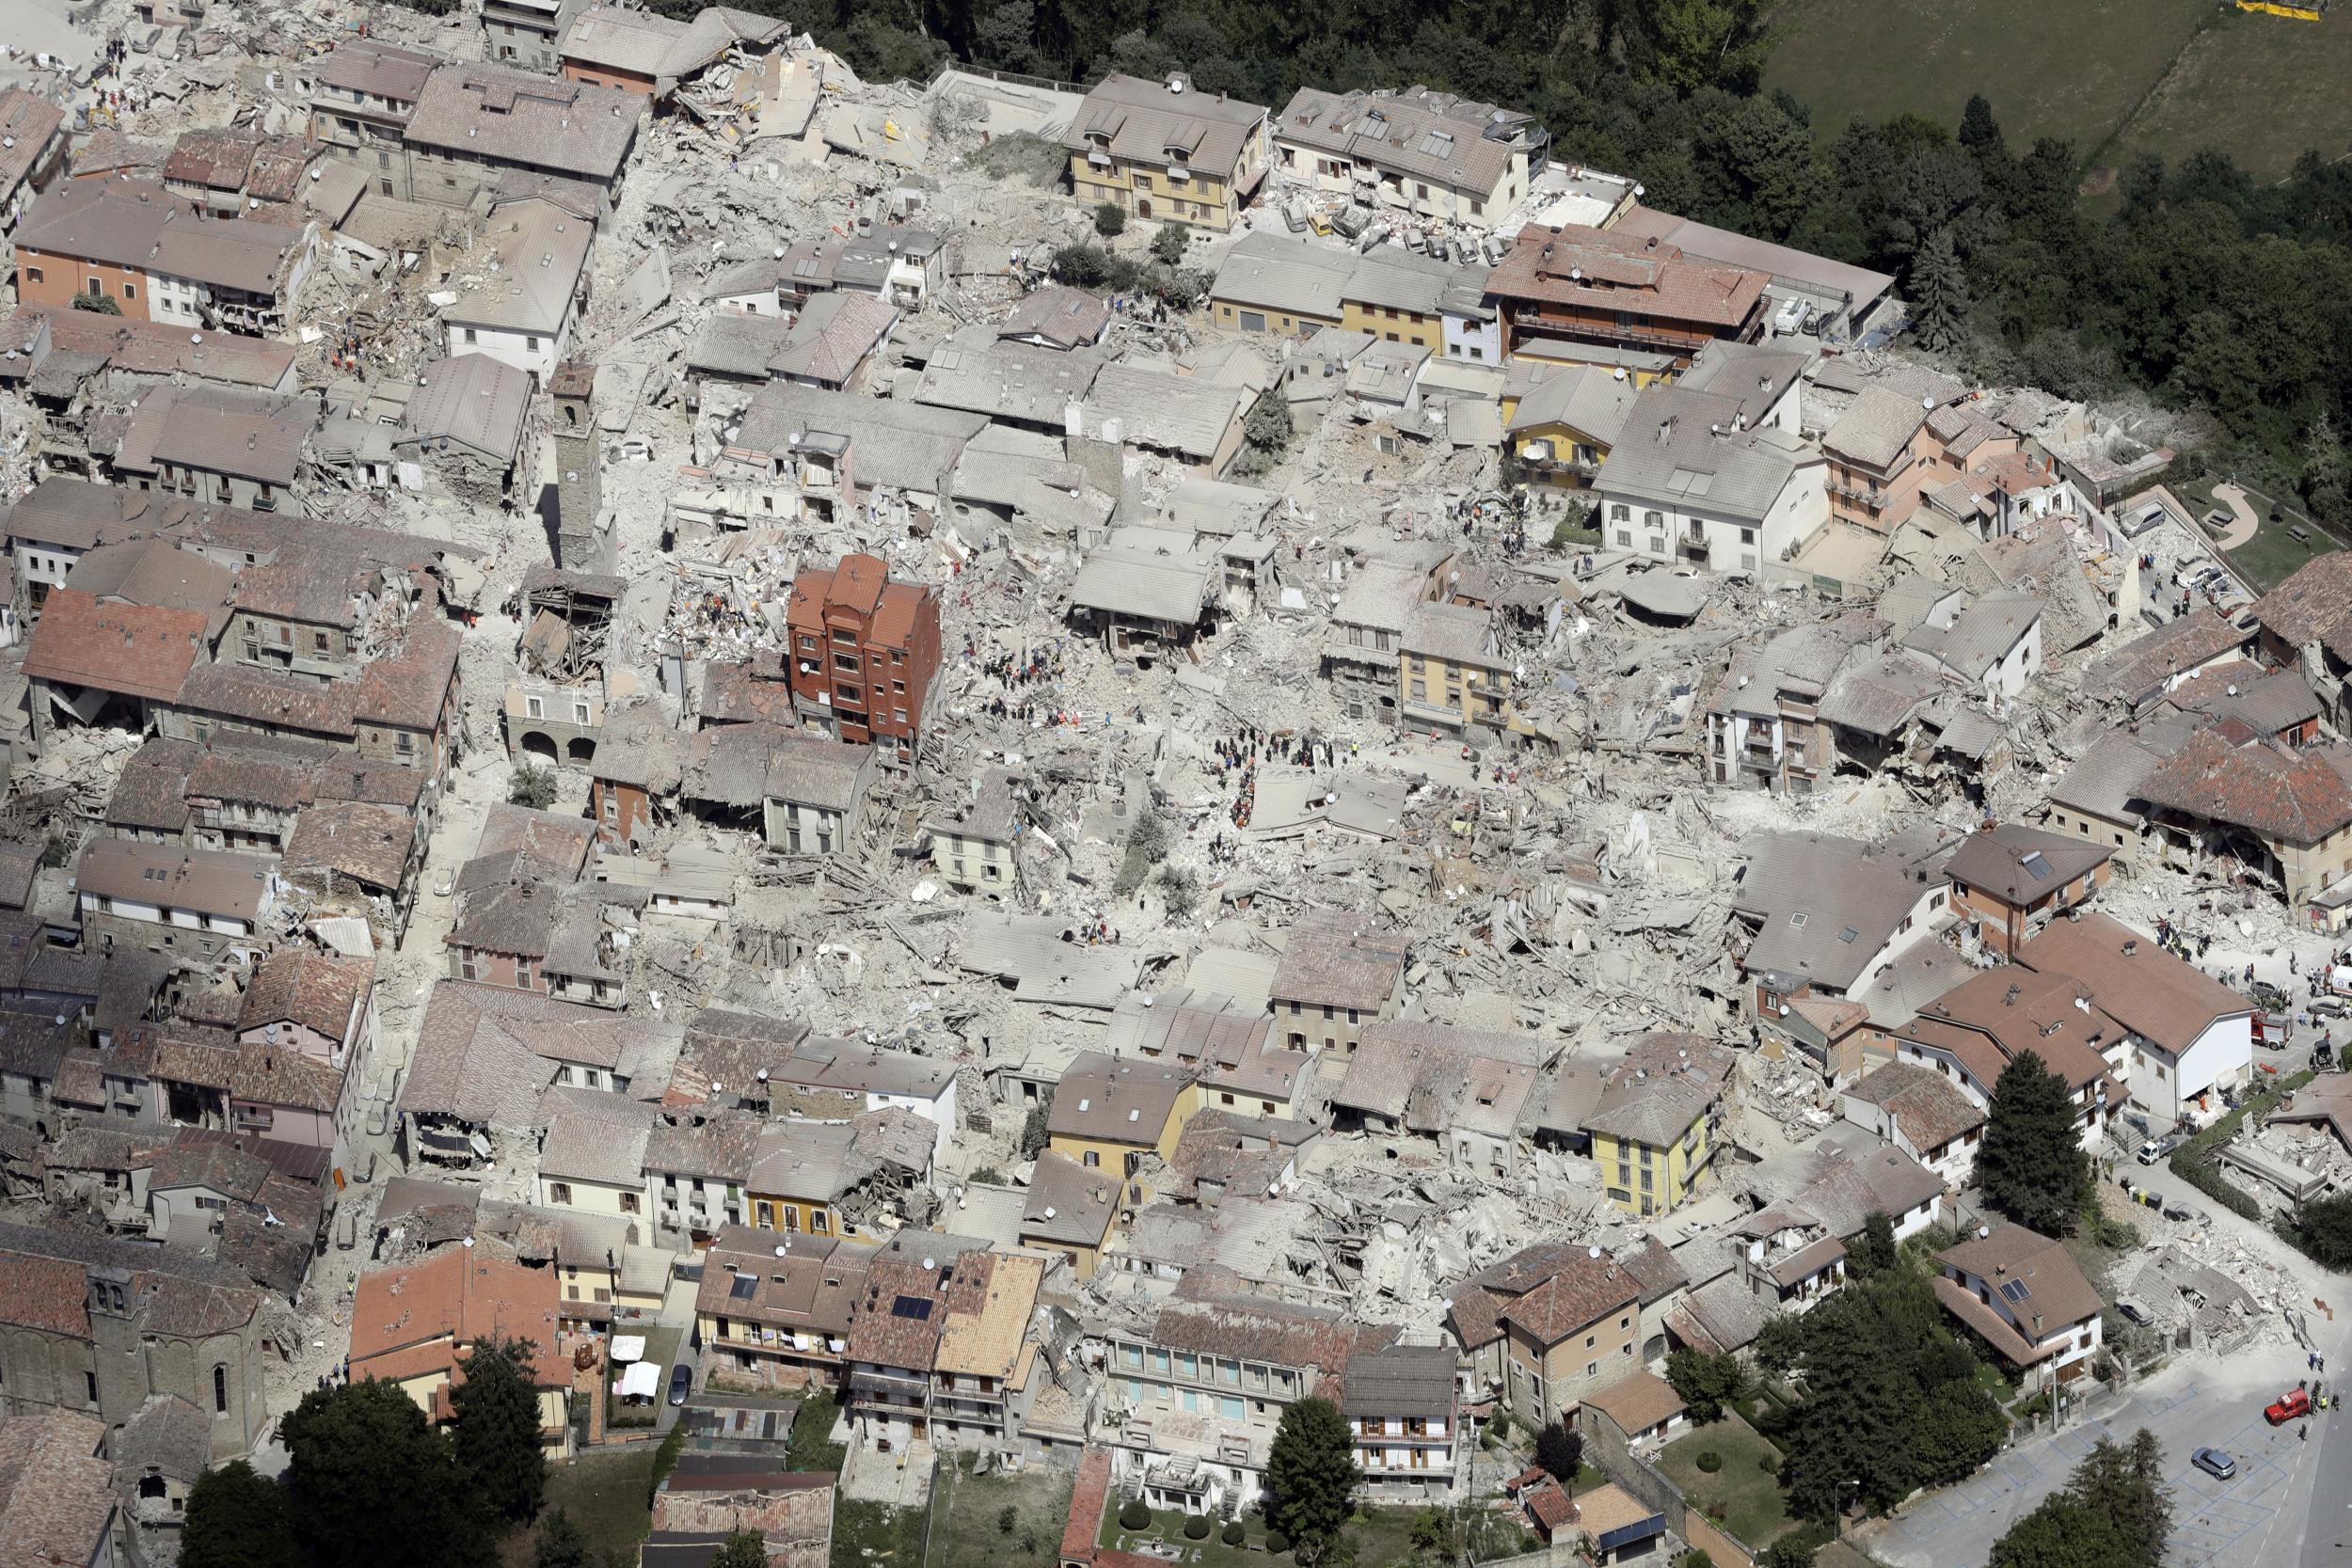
2191, 1448, 2236, 1481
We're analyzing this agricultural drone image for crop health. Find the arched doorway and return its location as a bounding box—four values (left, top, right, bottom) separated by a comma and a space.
518, 732, 558, 761
566, 736, 596, 763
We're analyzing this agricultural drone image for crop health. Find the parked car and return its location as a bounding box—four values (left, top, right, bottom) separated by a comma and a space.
2191, 1448, 2237, 1481
2251, 980, 2290, 1013
2161, 1201, 2209, 1225
2117, 1299, 2153, 1326
2266, 1387, 2312, 1425
668, 1363, 693, 1406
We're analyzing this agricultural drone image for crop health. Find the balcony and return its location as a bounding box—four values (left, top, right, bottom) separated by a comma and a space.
850, 1367, 930, 1398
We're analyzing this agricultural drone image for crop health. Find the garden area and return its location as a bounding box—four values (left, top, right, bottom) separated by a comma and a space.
1658, 1418, 1796, 1551
926, 1456, 1074, 1568
499, 1440, 661, 1568
1096, 1500, 1430, 1568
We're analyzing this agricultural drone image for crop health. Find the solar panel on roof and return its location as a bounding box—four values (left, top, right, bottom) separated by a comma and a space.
728, 1274, 757, 1300
2021, 851, 2053, 880
1998, 1278, 2030, 1303
890, 1294, 933, 1320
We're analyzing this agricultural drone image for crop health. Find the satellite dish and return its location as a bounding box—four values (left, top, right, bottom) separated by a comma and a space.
1587, 1245, 1601, 1259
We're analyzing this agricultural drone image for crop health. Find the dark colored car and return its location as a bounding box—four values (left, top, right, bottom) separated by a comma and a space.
2192, 1448, 2236, 1481
668, 1363, 693, 1406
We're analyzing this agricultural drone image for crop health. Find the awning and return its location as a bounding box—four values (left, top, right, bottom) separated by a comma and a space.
616, 1360, 661, 1400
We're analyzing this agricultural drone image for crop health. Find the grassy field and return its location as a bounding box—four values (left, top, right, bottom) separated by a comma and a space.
1658, 1418, 1794, 1550
1764, 0, 2352, 178
500, 1444, 660, 1568
1097, 1502, 1428, 1568
2169, 472, 2344, 592
2111, 8, 2352, 175
838, 1498, 930, 1568
927, 1458, 1073, 1568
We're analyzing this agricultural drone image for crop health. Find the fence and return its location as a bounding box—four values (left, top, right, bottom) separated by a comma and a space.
928, 62, 1092, 96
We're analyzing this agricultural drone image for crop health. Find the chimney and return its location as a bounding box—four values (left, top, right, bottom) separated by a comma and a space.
2122, 939, 2137, 958
2003, 983, 2019, 1006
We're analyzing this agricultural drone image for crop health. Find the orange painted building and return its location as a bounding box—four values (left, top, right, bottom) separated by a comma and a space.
16, 247, 151, 319
559, 62, 655, 95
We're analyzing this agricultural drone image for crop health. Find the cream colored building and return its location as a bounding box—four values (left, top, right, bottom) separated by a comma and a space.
1065, 73, 1269, 232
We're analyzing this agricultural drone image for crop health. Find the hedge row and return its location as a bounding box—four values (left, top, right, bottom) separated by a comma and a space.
2167, 1068, 2317, 1221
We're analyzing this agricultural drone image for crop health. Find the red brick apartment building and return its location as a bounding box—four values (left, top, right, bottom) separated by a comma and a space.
783, 554, 941, 763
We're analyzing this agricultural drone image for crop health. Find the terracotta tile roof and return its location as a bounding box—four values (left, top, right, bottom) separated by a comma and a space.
175, 663, 361, 738
349, 1246, 564, 1389
1496, 1248, 1640, 1345
1844, 1061, 1984, 1152
283, 801, 417, 892
1152, 1287, 1395, 1377
239, 950, 373, 1040
77, 838, 278, 921
2251, 551, 2352, 659
696, 1227, 874, 1337
2137, 725, 2352, 845
1935, 1222, 2103, 1345
1062, 1448, 1113, 1564
934, 1251, 1042, 1378
0, 1408, 117, 1568
1486, 223, 1767, 329
22, 588, 206, 703
2014, 910, 2252, 1057
358, 613, 461, 730
1584, 1369, 1684, 1434
844, 1255, 949, 1369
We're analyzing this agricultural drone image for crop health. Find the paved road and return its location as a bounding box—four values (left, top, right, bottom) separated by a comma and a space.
2210, 483, 2261, 552
1860, 1347, 2330, 1568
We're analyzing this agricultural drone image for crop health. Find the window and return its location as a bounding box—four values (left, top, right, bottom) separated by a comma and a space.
1083, 1149, 1100, 1168
24, 266, 40, 284
620, 1192, 640, 1213
214, 1364, 229, 1413
87, 1370, 100, 1405
123, 282, 137, 301
87, 277, 103, 296
525, 336, 540, 353
548, 1182, 572, 1204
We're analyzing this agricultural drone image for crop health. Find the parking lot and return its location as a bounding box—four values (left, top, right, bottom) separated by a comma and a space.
1859, 1351, 2328, 1568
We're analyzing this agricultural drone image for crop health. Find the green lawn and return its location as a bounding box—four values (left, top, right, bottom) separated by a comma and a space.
1766, 0, 2352, 180
789, 1392, 849, 1473
499, 1444, 658, 1568
1764, 0, 2206, 165
837, 1498, 929, 1568
1658, 1418, 1795, 1550
927, 1458, 1073, 1568
1100, 1503, 1428, 1568
611, 1323, 685, 1432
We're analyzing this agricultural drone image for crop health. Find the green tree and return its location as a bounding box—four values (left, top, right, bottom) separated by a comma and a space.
1534, 1421, 1582, 1481
1958, 94, 2005, 160
1265, 1396, 1359, 1560
510, 763, 557, 809
1019, 1088, 1054, 1158
281, 1379, 495, 1568
708, 1531, 769, 1568
1977, 1049, 2090, 1237
451, 1338, 549, 1521
1626, 0, 1777, 95
1664, 1348, 1749, 1423
1987, 1430, 2171, 1568
2282, 1190, 2352, 1266
1233, 390, 1295, 476
1908, 226, 1972, 355
2305, 413, 2349, 524
1152, 221, 1191, 265
535, 1509, 591, 1568
1095, 200, 1128, 237
181, 1460, 303, 1568
973, 0, 1040, 73
72, 292, 123, 315
1848, 1211, 1899, 1277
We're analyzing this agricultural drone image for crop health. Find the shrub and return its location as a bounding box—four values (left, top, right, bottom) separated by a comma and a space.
1152, 222, 1190, 264
1119, 1499, 1152, 1530
1678, 1552, 1716, 1568
1095, 201, 1128, 237
998, 1504, 1018, 1534
1158, 863, 1201, 919
1694, 1450, 1723, 1473
1184, 1515, 1213, 1541
1758, 1450, 1779, 1474
1265, 1532, 1291, 1556
1222, 1522, 1247, 1546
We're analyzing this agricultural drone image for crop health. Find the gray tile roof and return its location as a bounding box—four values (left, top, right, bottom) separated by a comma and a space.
402, 353, 532, 465
1901, 591, 2042, 681
1064, 73, 1267, 178
1734, 830, 1947, 992
1593, 385, 1814, 524
1822, 384, 1930, 470
404, 64, 639, 183
1077, 364, 1248, 464
441, 198, 593, 336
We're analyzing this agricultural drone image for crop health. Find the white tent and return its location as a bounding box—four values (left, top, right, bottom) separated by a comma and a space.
615, 1360, 661, 1402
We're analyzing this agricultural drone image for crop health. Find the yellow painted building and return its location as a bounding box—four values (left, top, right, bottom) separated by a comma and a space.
1581, 1071, 1719, 1217
1398, 601, 1546, 744
1503, 364, 1640, 491
1044, 1050, 1190, 1204
746, 1118, 859, 1239
1064, 73, 1270, 233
